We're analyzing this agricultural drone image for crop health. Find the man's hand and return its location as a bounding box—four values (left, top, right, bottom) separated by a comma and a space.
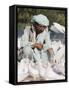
47, 48, 59, 64
32, 43, 43, 50
47, 48, 53, 53
47, 48, 55, 64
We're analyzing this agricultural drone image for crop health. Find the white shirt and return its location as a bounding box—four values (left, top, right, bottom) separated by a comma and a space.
18, 26, 52, 51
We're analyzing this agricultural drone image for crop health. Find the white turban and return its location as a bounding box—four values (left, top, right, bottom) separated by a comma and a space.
31, 14, 49, 26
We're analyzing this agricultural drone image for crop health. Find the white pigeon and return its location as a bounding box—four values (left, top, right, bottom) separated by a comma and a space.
52, 55, 65, 76
36, 61, 48, 79
51, 41, 65, 77
52, 63, 65, 76
61, 25, 65, 33
36, 61, 65, 80
52, 40, 63, 54
50, 22, 65, 34
43, 63, 65, 80
53, 45, 65, 64
28, 61, 39, 80
18, 58, 29, 82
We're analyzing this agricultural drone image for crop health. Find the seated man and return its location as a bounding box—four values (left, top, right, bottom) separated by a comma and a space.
18, 14, 54, 64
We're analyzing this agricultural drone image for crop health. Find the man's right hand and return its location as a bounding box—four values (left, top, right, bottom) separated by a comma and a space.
32, 43, 43, 50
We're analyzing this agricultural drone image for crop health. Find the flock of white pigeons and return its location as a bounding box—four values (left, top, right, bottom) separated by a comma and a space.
18, 22, 65, 82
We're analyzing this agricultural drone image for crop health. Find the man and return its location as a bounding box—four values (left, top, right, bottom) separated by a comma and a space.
18, 14, 54, 64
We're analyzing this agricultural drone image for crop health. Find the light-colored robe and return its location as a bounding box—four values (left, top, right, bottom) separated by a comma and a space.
18, 26, 52, 63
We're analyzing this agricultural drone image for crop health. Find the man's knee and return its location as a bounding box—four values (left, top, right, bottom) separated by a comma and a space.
23, 46, 33, 59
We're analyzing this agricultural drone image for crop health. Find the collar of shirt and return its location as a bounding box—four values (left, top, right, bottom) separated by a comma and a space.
31, 25, 48, 44
31, 25, 48, 38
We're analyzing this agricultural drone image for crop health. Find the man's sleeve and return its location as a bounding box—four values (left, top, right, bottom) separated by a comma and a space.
43, 31, 52, 51
20, 26, 30, 47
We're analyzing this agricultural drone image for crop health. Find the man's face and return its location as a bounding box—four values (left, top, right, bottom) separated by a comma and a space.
33, 22, 46, 34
